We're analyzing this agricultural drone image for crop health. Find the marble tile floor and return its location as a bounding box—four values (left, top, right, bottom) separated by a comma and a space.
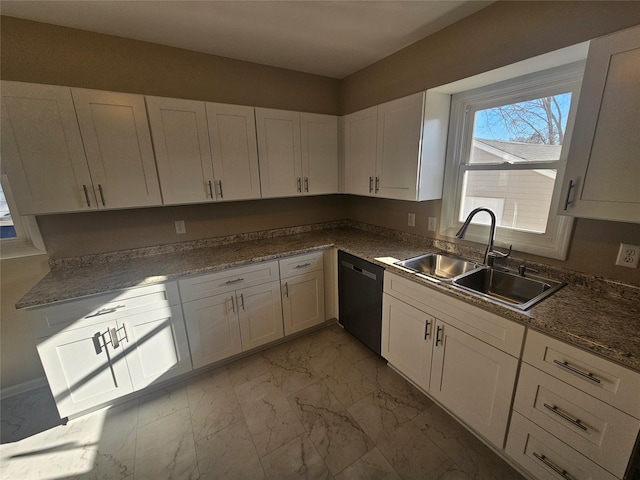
0, 324, 526, 480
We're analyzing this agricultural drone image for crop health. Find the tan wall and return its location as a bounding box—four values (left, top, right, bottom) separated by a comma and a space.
38, 196, 346, 258
0, 16, 340, 114
340, 1, 640, 113
0, 255, 49, 391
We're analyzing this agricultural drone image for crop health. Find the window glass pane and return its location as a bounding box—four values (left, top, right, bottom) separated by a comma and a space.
0, 184, 17, 239
469, 92, 572, 164
459, 169, 556, 234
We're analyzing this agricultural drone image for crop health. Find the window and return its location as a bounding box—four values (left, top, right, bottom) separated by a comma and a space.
0, 175, 46, 259
440, 63, 584, 260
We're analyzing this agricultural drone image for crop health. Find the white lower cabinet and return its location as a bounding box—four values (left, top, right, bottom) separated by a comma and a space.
280, 252, 325, 336
507, 329, 640, 479
382, 272, 524, 449
179, 260, 284, 369
32, 282, 191, 418
382, 294, 433, 392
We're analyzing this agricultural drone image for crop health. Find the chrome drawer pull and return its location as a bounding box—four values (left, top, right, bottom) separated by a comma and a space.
532, 452, 574, 480
553, 360, 601, 384
435, 325, 443, 346
239, 293, 245, 310
294, 263, 312, 269
83, 184, 91, 207
109, 327, 120, 349
86, 305, 126, 318
563, 179, 575, 210
543, 403, 588, 431
225, 278, 245, 285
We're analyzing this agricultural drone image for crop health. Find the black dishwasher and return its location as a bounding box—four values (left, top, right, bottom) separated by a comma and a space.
338, 250, 384, 356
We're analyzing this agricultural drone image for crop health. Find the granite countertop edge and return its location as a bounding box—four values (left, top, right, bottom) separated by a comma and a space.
16, 225, 640, 373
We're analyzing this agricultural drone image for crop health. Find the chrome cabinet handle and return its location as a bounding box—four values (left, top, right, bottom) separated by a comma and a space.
98, 184, 106, 206
109, 327, 120, 349
297, 177, 302, 193
230, 296, 235, 313
208, 180, 214, 199
543, 403, 588, 431
532, 452, 574, 479
304, 177, 309, 192
369, 176, 373, 193
435, 325, 443, 346
294, 263, 311, 269
86, 305, 126, 318
83, 185, 91, 207
424, 320, 431, 340
553, 360, 601, 384
225, 278, 245, 285
217, 180, 223, 199
375, 176, 379, 193
239, 293, 245, 310
92, 332, 103, 354
563, 179, 575, 210
284, 282, 289, 297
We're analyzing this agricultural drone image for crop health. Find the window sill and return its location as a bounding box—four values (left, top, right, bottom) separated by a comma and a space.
1, 239, 47, 260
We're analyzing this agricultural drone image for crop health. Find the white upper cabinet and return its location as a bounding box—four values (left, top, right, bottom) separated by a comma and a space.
72, 88, 162, 209
300, 113, 339, 195
256, 108, 339, 198
343, 91, 449, 201
146, 96, 215, 205
343, 106, 378, 196
256, 108, 302, 198
1, 81, 96, 214
560, 25, 640, 223
206, 103, 262, 201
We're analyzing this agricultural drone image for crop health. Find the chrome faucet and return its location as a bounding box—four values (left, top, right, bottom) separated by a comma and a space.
456, 207, 512, 267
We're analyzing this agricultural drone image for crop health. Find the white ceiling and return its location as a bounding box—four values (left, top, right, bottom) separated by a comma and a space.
1, 1, 492, 79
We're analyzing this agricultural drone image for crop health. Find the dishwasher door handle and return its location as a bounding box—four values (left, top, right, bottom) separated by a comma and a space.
341, 260, 379, 281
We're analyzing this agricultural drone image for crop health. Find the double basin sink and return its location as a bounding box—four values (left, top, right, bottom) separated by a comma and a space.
395, 252, 565, 310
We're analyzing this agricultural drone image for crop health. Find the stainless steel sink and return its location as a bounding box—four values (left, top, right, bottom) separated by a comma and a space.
452, 268, 565, 310
395, 253, 479, 280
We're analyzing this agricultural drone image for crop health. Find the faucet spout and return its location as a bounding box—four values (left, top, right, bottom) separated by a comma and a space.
456, 207, 511, 266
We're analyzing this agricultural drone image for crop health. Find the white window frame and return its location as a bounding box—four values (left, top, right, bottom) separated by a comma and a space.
0, 175, 46, 259
440, 62, 585, 260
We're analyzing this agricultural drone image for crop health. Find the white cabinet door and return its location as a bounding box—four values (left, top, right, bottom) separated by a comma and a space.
560, 25, 640, 223
36, 322, 134, 418
207, 103, 261, 201
146, 96, 215, 205
0, 81, 96, 214
300, 113, 338, 195
430, 319, 518, 448
343, 106, 377, 196
120, 305, 192, 390
381, 294, 433, 392
72, 88, 162, 209
237, 281, 284, 350
255, 108, 302, 198
376, 92, 424, 200
282, 270, 325, 336
182, 293, 242, 369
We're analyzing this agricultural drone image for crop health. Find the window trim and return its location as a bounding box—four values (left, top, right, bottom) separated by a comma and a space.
440, 62, 585, 260
0, 175, 46, 259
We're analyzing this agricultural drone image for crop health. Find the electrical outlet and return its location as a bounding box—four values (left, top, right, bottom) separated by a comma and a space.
408, 213, 415, 227
175, 220, 186, 235
428, 217, 437, 232
615, 243, 640, 268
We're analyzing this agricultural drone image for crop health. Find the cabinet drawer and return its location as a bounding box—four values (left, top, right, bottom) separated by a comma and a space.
515, 363, 639, 478
506, 412, 618, 480
524, 329, 640, 419
279, 251, 324, 278
178, 261, 279, 302
384, 272, 524, 357
30, 282, 180, 338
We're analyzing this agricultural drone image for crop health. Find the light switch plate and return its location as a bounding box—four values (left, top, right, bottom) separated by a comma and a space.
408, 213, 415, 227
428, 217, 437, 232
615, 243, 639, 268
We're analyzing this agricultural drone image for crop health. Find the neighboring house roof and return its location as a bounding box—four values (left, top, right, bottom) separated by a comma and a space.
474, 138, 562, 162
